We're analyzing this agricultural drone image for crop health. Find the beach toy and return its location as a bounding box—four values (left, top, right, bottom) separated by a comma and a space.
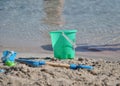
50, 30, 77, 59
5, 60, 16, 67
16, 59, 93, 70
1, 50, 17, 67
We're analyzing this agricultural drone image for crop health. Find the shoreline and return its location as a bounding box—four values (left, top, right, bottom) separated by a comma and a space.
0, 46, 120, 62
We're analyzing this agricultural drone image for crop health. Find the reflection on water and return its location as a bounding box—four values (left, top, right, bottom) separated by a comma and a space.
0, 0, 120, 59
42, 0, 64, 26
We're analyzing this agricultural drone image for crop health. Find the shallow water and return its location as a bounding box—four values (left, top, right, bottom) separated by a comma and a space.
0, 0, 120, 59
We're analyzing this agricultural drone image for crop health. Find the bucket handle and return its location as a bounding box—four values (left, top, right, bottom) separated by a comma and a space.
62, 32, 77, 49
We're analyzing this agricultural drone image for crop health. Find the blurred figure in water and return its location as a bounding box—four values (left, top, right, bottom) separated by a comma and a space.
42, 0, 64, 26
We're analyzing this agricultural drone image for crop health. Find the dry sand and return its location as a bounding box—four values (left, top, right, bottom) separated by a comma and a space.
0, 57, 120, 86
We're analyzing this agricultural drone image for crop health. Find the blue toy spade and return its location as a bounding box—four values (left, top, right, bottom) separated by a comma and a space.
16, 59, 93, 70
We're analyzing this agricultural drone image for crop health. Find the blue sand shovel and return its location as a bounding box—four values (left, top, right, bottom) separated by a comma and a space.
16, 59, 93, 70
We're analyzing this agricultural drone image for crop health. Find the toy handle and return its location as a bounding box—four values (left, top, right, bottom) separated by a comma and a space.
77, 64, 93, 70
62, 32, 77, 49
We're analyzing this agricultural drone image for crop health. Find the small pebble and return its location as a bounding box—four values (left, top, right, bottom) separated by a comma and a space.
116, 83, 120, 86
0, 69, 5, 73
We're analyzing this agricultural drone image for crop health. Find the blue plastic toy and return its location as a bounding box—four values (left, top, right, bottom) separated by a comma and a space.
1, 50, 17, 66
16, 59, 93, 70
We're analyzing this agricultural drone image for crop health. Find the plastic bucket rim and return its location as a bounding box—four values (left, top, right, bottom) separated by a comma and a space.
50, 29, 77, 33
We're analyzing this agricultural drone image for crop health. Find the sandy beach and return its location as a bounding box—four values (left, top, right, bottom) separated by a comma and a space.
0, 0, 120, 86
0, 57, 120, 86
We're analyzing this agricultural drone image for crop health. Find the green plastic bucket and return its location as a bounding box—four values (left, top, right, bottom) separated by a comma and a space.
50, 30, 77, 59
